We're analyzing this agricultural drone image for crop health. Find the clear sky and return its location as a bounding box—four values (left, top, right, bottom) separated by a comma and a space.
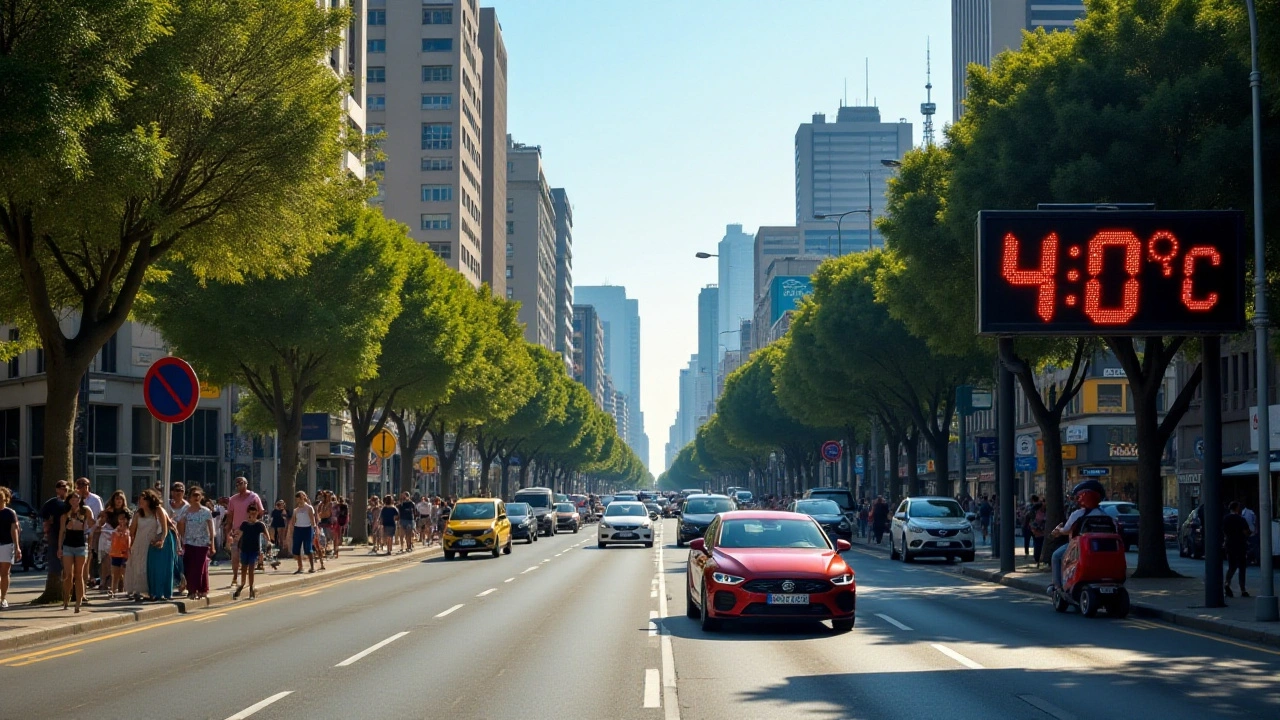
489, 0, 953, 471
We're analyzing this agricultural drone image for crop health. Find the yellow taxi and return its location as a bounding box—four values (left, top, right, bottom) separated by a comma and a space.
443, 498, 513, 559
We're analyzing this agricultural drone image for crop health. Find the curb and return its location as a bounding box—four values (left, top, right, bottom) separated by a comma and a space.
0, 544, 440, 654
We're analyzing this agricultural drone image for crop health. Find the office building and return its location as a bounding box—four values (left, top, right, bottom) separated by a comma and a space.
575, 286, 647, 456
717, 224, 754, 353
753, 256, 822, 350
366, 0, 485, 285
552, 189, 575, 363
479, 7, 507, 297
795, 106, 912, 253
507, 138, 557, 349
572, 305, 606, 408
698, 285, 720, 379
754, 226, 803, 302
952, 0, 1087, 121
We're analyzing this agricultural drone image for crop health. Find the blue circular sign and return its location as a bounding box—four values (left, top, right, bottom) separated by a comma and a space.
143, 357, 200, 424
821, 441, 842, 463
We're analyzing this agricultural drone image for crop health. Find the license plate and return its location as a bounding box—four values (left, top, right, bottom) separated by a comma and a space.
1099, 586, 1117, 594
457, 539, 476, 546
938, 541, 954, 547
767, 594, 809, 605
615, 532, 636, 539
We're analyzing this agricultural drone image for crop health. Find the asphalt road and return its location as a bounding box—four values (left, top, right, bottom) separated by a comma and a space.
2, 518, 1279, 720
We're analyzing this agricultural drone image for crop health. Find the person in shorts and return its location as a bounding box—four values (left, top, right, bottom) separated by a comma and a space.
233, 505, 270, 600
378, 496, 398, 556
397, 492, 416, 552
415, 495, 432, 546
107, 510, 132, 598
0, 487, 21, 609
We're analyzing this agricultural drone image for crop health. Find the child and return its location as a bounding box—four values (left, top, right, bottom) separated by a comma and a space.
108, 511, 132, 598
233, 505, 270, 600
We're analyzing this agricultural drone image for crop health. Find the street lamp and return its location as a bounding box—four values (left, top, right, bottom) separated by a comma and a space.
1245, 0, 1276, 622
694, 252, 717, 259
813, 209, 869, 256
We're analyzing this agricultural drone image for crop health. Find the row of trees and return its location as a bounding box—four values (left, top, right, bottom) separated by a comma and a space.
661, 0, 1280, 578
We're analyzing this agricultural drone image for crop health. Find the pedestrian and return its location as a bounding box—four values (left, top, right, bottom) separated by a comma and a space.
95, 490, 127, 594
73, 477, 103, 590
315, 491, 333, 559
1031, 500, 1047, 567
269, 499, 288, 567
367, 496, 382, 552
287, 491, 318, 574
857, 501, 869, 539
978, 496, 993, 545
1023, 495, 1038, 556
166, 482, 187, 595
871, 496, 889, 545
233, 505, 271, 600
1239, 499, 1259, 564
416, 494, 433, 546
433, 497, 447, 545
210, 496, 227, 566
226, 478, 264, 581
40, 480, 71, 581
334, 496, 349, 557
0, 486, 21, 609
146, 492, 177, 601
379, 495, 399, 556
177, 485, 215, 600
57, 491, 93, 612
124, 490, 160, 601
107, 511, 132, 598
1224, 501, 1252, 598
398, 491, 416, 552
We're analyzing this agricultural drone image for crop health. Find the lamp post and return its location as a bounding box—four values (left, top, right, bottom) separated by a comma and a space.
813, 209, 868, 256
693, 252, 718, 259
1245, 0, 1277, 622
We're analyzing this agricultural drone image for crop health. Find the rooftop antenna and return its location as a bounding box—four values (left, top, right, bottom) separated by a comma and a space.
843, 77, 847, 107
864, 58, 869, 107
921, 38, 937, 147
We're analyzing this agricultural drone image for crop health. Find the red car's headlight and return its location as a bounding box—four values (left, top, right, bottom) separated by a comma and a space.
712, 572, 745, 585
831, 571, 855, 586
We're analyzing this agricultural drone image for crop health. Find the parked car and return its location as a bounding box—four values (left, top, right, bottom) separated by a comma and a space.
888, 496, 975, 563
803, 487, 857, 525
789, 499, 853, 542
1098, 501, 1140, 552
507, 502, 539, 544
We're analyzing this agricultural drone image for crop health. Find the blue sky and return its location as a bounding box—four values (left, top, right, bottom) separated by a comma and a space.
489, 0, 953, 471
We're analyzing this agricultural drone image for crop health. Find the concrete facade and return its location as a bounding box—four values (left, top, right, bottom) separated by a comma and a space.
326, 0, 368, 180
507, 139, 557, 350
697, 286, 719, 379
552, 188, 575, 364
717, 224, 754, 353
479, 7, 508, 298
366, 0, 485, 285
572, 305, 605, 409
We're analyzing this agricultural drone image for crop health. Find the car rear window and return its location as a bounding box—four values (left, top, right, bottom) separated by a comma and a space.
808, 492, 852, 511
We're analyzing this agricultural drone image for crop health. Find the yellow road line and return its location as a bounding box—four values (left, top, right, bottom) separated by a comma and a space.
193, 613, 227, 622
5, 649, 81, 667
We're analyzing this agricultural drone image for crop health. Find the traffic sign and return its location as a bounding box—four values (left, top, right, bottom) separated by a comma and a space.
821, 441, 842, 463
418, 455, 438, 473
143, 357, 200, 424
371, 429, 397, 459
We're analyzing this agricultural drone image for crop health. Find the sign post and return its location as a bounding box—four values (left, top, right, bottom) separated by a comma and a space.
143, 357, 201, 499
371, 429, 397, 498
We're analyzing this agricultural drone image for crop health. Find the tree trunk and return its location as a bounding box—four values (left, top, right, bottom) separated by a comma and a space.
929, 434, 950, 500
479, 454, 493, 496
32, 351, 88, 604
350, 428, 372, 544
499, 459, 511, 499
905, 428, 921, 497
887, 434, 902, 503
518, 460, 531, 489
277, 412, 303, 503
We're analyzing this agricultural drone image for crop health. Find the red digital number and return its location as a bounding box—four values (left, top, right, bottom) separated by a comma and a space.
1084, 231, 1141, 325
1182, 245, 1221, 311
1001, 232, 1058, 322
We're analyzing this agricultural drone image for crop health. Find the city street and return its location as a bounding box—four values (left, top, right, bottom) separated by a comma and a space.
2, 519, 1278, 719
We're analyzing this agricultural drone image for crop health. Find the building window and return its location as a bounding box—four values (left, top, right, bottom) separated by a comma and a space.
422, 65, 453, 82
506, 266, 514, 279
427, 241, 452, 259
506, 242, 513, 257
423, 6, 453, 24
1096, 383, 1124, 412
506, 287, 514, 300
367, 38, 386, 53
366, 160, 385, 175
0, 406, 18, 490
368, 94, 385, 111
99, 332, 117, 373
367, 66, 385, 83
421, 122, 452, 149
506, 220, 514, 235
421, 93, 453, 110
506, 198, 513, 213
367, 10, 386, 26
5, 329, 17, 378
421, 184, 453, 202
422, 38, 453, 52
421, 213, 452, 230
35, 348, 44, 374
421, 157, 454, 171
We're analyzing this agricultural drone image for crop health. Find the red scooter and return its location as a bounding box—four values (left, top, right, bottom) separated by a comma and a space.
1047, 513, 1131, 618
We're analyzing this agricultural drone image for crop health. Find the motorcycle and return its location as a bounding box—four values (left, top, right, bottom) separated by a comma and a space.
1047, 513, 1130, 618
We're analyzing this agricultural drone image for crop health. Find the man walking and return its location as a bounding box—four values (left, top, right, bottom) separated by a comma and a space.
1224, 501, 1252, 598
74, 478, 103, 590
225, 478, 264, 583
1240, 499, 1259, 565
40, 480, 71, 584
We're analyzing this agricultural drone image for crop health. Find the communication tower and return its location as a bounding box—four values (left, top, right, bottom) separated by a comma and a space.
921, 39, 937, 147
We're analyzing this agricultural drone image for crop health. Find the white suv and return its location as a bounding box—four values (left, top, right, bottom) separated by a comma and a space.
889, 497, 975, 563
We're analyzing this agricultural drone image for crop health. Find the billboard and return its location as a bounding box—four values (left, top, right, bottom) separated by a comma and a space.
769, 276, 813, 324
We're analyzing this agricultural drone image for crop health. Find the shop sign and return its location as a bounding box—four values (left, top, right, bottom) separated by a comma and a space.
1064, 425, 1089, 443
1109, 443, 1139, 459
975, 437, 998, 460
1015, 456, 1038, 472
1177, 472, 1202, 485
1080, 467, 1110, 477
1102, 368, 1126, 378
1061, 444, 1077, 460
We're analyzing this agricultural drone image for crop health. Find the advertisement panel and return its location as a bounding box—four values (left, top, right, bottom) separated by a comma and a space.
769, 276, 813, 324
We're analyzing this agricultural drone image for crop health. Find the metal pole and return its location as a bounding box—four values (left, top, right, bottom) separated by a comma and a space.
959, 404, 968, 501
836, 215, 843, 257
162, 422, 173, 500
1246, 0, 1277, 622
998, 338, 1016, 572
1203, 335, 1225, 607
867, 171, 875, 250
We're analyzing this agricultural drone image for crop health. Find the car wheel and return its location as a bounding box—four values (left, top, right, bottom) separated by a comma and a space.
573, 525, 579, 534
686, 581, 699, 619
831, 618, 855, 633
676, 538, 685, 548
598, 541, 607, 549
699, 585, 721, 632
889, 535, 900, 560
645, 541, 654, 548
1051, 589, 1070, 613
962, 552, 975, 563
1124, 542, 1133, 553
1107, 589, 1131, 618
491, 542, 501, 558
460, 552, 469, 558
527, 534, 535, 545
444, 550, 455, 559
502, 539, 512, 555
1079, 587, 1102, 617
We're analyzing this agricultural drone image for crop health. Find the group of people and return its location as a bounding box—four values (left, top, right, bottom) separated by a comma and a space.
368, 492, 455, 555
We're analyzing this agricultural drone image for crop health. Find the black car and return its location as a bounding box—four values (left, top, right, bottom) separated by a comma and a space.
1098, 501, 1140, 552
676, 494, 736, 547
507, 502, 539, 544
790, 499, 853, 542
803, 487, 857, 525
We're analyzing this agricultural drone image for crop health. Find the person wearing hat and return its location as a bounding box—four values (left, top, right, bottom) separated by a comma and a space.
1049, 479, 1106, 591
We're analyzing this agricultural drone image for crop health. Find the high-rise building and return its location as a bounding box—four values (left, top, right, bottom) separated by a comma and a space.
507, 138, 557, 350
479, 8, 507, 297
571, 304, 605, 408
551, 189, 574, 363
697, 285, 719, 380
717, 224, 754, 353
952, 0, 1087, 121
677, 355, 699, 449
754, 225, 803, 303
795, 106, 912, 253
366, 0, 484, 285
575, 286, 646, 456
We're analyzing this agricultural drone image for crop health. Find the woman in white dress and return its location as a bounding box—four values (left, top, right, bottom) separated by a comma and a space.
124, 489, 162, 601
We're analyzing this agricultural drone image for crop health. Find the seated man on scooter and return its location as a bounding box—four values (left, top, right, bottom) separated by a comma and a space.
1050, 479, 1107, 591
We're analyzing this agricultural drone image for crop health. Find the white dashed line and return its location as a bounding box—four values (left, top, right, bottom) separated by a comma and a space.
541, 558, 551, 563
522, 566, 538, 573
643, 668, 661, 708
477, 588, 496, 597
931, 643, 984, 669
336, 632, 410, 667
504, 577, 515, 583
657, 535, 680, 720
224, 691, 293, 720
875, 613, 913, 631
435, 604, 465, 618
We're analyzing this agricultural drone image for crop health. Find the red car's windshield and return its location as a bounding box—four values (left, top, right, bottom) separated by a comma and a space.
718, 519, 830, 549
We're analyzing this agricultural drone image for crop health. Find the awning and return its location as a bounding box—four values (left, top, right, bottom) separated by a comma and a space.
1222, 460, 1280, 476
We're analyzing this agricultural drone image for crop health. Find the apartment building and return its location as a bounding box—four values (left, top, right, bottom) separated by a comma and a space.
507, 138, 558, 349
478, 7, 507, 297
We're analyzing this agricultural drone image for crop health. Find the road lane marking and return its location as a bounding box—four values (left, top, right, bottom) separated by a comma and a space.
336, 632, 410, 667
643, 668, 661, 708
477, 588, 496, 597
504, 577, 515, 583
541, 558, 551, 563
224, 691, 293, 720
435, 604, 465, 618
194, 613, 228, 622
656, 537, 680, 720
1017, 694, 1077, 720
298, 590, 321, 597
649, 610, 659, 637
522, 566, 538, 573
875, 613, 913, 631
4, 649, 81, 667
931, 643, 984, 669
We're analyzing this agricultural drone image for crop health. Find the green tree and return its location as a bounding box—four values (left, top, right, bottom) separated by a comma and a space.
141, 204, 407, 503
0, 0, 352, 503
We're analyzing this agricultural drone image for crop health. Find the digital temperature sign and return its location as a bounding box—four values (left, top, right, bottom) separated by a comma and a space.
977, 210, 1245, 336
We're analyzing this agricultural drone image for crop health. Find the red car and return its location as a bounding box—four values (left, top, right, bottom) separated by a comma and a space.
685, 510, 856, 633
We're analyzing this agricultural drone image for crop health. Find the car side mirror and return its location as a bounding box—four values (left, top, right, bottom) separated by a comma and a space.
965, 513, 977, 522
836, 539, 852, 552
498, 514, 506, 521
894, 512, 907, 521
688, 538, 706, 553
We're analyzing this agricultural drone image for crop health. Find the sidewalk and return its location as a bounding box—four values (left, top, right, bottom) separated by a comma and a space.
0, 541, 440, 653
849, 532, 1280, 649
